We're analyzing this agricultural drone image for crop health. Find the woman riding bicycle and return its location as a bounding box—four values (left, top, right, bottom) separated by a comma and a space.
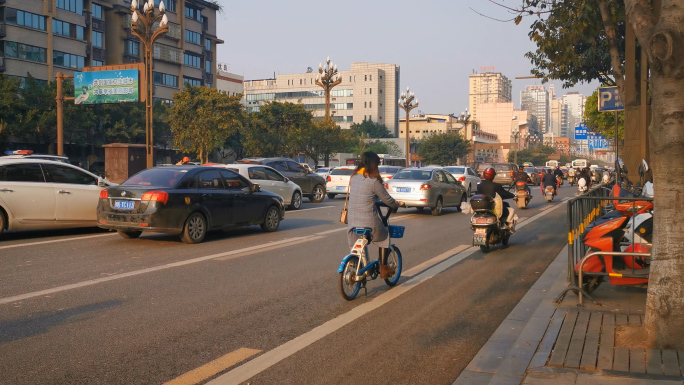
347, 151, 403, 278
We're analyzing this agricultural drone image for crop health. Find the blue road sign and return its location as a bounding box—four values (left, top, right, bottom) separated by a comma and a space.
598, 86, 624, 111
574, 124, 588, 140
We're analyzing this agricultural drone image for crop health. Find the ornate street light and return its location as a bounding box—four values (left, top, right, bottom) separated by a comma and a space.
398, 87, 419, 167
131, 0, 168, 168
315, 56, 342, 120
511, 128, 521, 165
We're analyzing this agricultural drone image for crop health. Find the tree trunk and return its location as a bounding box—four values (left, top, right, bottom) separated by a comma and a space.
624, 0, 684, 349
598, 0, 627, 96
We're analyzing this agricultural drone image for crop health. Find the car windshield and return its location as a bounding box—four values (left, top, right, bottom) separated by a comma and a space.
524, 167, 535, 173
123, 168, 187, 187
493, 164, 513, 172
330, 168, 355, 176
378, 167, 401, 174
444, 167, 465, 174
393, 170, 433, 180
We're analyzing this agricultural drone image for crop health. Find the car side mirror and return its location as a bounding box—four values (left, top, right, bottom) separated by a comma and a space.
251, 183, 261, 193
284, 177, 289, 183
98, 178, 107, 187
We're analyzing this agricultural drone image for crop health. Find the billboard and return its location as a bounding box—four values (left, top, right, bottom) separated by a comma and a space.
574, 123, 588, 140
598, 86, 624, 111
73, 69, 140, 105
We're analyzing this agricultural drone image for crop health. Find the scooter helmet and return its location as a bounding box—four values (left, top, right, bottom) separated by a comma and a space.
482, 167, 496, 180
602, 174, 610, 183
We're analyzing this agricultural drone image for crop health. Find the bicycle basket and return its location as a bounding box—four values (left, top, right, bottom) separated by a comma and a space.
388, 225, 405, 239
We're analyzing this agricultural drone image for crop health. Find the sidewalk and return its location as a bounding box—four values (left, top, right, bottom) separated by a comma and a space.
453, 245, 684, 385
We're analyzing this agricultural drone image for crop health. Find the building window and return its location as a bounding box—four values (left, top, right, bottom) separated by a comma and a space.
204, 39, 211, 52
364, 75, 367, 81
205, 60, 211, 73
369, 102, 372, 108
153, 71, 179, 88
183, 53, 201, 68
184, 5, 201, 21
91, 3, 103, 19
53, 51, 85, 69
92, 31, 103, 48
124, 40, 139, 56
184, 29, 201, 45
4, 9, 47, 31
354, 75, 356, 81
370, 75, 372, 81
53, 20, 85, 40
379, 89, 383, 94
364, 102, 367, 108
56, 0, 84, 15
183, 76, 202, 87
93, 60, 104, 66
369, 88, 372, 94
3, 42, 47, 63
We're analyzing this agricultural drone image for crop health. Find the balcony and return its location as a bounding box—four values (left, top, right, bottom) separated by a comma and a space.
93, 47, 107, 62
152, 43, 182, 65
84, 11, 91, 26
152, 20, 181, 40
92, 18, 106, 32
0, 56, 5, 72
0, 22, 5, 38
203, 72, 213, 84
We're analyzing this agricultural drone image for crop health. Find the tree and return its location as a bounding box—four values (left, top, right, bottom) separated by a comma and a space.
302, 119, 352, 167
417, 132, 470, 166
349, 119, 392, 138
242, 101, 313, 158
584, 90, 624, 141
0, 76, 23, 140
169, 86, 242, 163
367, 140, 403, 157
509, 0, 684, 349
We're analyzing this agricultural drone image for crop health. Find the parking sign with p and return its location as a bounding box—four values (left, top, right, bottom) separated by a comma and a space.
598, 86, 624, 111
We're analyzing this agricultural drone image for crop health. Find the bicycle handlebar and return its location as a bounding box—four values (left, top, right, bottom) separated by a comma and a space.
375, 201, 398, 227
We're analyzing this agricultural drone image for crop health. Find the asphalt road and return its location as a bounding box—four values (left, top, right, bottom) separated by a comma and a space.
0, 185, 576, 385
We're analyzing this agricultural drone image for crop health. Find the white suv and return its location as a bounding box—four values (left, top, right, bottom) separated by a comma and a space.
0, 158, 113, 234
326, 166, 356, 199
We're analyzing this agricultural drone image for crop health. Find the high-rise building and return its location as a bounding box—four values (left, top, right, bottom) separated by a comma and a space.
520, 85, 550, 133
561, 92, 586, 139
468, 71, 512, 121
243, 62, 401, 134
0, 0, 222, 102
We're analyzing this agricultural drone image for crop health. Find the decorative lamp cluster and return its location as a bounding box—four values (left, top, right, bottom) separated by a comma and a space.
314, 55, 343, 119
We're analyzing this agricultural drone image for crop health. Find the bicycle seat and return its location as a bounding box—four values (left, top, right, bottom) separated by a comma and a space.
352, 227, 373, 239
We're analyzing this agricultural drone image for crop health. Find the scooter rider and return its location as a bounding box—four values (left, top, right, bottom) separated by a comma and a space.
578, 167, 593, 189
568, 166, 576, 180
514, 165, 532, 196
542, 169, 558, 195
477, 167, 516, 230
554, 166, 564, 186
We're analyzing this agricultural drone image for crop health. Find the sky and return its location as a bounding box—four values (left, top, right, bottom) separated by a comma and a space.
215, 0, 599, 114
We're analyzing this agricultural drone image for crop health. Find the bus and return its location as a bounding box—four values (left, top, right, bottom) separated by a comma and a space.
345, 154, 407, 167
546, 160, 559, 168
571, 159, 588, 169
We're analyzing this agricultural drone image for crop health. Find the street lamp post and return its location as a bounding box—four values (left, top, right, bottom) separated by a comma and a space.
398, 87, 419, 167
455, 108, 471, 164
511, 128, 520, 165
130, 0, 168, 168
315, 56, 342, 120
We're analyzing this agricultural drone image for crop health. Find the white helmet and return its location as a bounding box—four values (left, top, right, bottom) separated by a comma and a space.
578, 178, 586, 187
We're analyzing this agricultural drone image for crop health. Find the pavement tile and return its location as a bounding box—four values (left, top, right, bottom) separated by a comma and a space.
488, 319, 528, 343
464, 340, 510, 373
451, 370, 493, 385
522, 370, 577, 385
489, 373, 524, 385
575, 373, 684, 385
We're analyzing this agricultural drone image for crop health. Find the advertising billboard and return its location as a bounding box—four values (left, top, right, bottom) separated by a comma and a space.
73, 69, 140, 105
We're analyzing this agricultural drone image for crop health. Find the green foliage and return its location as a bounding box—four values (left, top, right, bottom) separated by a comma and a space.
242, 102, 312, 157
522, 0, 625, 87
367, 140, 402, 157
169, 85, 242, 163
417, 132, 470, 166
584, 90, 624, 140
0, 76, 23, 140
301, 119, 352, 166
349, 119, 392, 138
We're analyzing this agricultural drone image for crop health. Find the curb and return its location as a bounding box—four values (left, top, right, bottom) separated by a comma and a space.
453, 245, 570, 385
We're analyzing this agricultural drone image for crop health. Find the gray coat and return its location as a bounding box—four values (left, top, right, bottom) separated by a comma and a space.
346, 173, 398, 248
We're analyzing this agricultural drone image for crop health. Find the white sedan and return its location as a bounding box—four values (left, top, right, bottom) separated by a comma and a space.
214, 164, 303, 210
326, 166, 356, 199
0, 158, 113, 234
443, 166, 481, 197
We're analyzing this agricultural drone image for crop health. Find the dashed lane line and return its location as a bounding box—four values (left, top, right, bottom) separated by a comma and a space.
162, 347, 261, 385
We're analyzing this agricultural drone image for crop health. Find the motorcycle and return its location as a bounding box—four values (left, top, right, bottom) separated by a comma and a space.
514, 181, 531, 209
568, 175, 575, 186
470, 194, 514, 252
556, 176, 563, 188
577, 178, 588, 195
543, 185, 555, 202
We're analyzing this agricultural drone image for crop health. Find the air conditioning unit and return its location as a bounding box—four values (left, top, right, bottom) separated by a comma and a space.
85, 42, 92, 56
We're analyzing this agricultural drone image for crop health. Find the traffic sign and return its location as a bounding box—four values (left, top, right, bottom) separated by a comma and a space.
598, 86, 624, 111
574, 123, 588, 140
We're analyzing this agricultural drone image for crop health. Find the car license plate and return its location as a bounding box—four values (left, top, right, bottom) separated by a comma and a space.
396, 187, 411, 193
336, 186, 345, 190
475, 228, 487, 234
114, 200, 135, 210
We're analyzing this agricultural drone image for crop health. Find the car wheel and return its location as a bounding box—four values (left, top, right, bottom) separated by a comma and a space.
261, 206, 281, 232
289, 191, 302, 210
118, 230, 142, 239
309, 184, 325, 203
460, 193, 468, 204
327, 193, 336, 199
180, 212, 207, 244
431, 197, 443, 216
0, 209, 6, 234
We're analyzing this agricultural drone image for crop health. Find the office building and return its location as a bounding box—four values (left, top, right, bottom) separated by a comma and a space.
520, 85, 550, 134
476, 102, 542, 162
0, 0, 222, 102
398, 113, 456, 140
215, 65, 244, 103
244, 62, 401, 134
561, 92, 586, 138
468, 70, 512, 122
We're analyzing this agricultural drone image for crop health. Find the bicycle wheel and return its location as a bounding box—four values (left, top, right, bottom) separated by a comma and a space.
338, 256, 362, 300
384, 245, 403, 287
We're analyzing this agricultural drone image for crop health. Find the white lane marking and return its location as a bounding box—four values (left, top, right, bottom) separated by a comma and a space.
206, 244, 480, 385
207, 196, 570, 384
213, 236, 324, 261
517, 216, 529, 224
315, 228, 347, 235
403, 244, 470, 277
0, 236, 311, 305
0, 233, 117, 251
286, 206, 334, 213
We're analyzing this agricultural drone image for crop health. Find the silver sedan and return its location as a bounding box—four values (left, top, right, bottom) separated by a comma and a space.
386, 167, 467, 216
214, 164, 303, 210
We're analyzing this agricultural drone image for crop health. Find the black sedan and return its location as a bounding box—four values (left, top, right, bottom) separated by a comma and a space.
97, 166, 284, 244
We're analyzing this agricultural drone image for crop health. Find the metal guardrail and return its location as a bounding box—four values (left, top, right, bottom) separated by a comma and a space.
576, 251, 651, 305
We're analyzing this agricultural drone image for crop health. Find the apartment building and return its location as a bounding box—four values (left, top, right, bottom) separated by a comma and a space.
0, 0, 222, 102
520, 85, 550, 134
468, 71, 512, 122
243, 62, 401, 134
398, 113, 457, 140
215, 65, 244, 102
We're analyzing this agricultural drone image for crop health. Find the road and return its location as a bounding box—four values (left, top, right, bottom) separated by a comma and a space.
0, 185, 575, 385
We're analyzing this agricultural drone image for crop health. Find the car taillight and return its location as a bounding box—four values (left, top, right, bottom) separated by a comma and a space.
99, 190, 108, 199
386, 175, 393, 179
420, 184, 431, 190
385, 183, 389, 189
141, 190, 169, 205
327, 176, 331, 182
458, 176, 466, 182
510, 170, 515, 177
